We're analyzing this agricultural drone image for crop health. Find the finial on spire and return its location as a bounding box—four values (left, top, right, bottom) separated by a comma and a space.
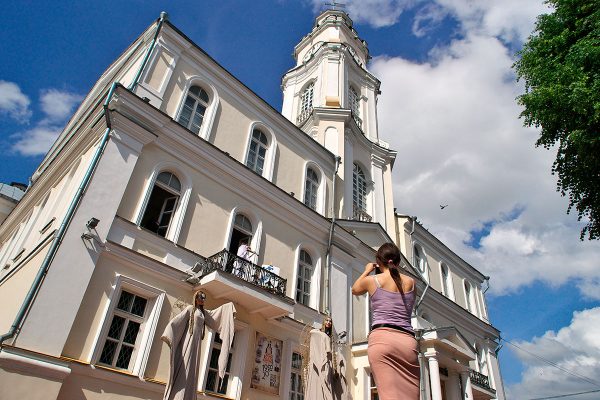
326, 1, 346, 11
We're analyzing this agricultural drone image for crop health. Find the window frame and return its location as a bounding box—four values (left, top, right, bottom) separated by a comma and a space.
135, 164, 191, 243
439, 262, 455, 300
140, 171, 181, 238
224, 207, 263, 264
176, 85, 210, 135
413, 243, 429, 282
463, 279, 477, 315
352, 163, 368, 212
349, 85, 360, 117
289, 351, 304, 400
246, 129, 269, 175
199, 321, 249, 399
175, 77, 219, 140
90, 275, 165, 376
292, 245, 321, 310
300, 82, 314, 114
244, 123, 277, 181
302, 162, 325, 213
295, 249, 314, 307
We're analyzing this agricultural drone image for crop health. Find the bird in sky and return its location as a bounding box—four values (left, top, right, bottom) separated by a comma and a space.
440, 204, 448, 210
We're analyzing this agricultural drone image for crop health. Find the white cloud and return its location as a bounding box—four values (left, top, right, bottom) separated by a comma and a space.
506, 307, 600, 399
309, 0, 416, 28
432, 0, 549, 43
11, 125, 62, 157
309, 0, 548, 39
40, 89, 83, 122
10, 89, 82, 156
412, 4, 448, 37
577, 278, 600, 301
370, 2, 600, 298
0, 80, 31, 122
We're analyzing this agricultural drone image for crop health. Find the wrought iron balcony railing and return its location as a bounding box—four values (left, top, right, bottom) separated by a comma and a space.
352, 204, 372, 222
296, 106, 314, 126
470, 369, 495, 392
198, 249, 287, 297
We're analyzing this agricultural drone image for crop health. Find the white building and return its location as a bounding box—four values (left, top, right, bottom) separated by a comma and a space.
0, 183, 26, 225
0, 9, 505, 400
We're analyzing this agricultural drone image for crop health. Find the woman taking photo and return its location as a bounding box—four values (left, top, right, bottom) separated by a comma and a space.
352, 242, 420, 399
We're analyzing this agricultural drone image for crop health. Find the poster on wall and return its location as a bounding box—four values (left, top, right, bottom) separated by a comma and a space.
250, 331, 282, 395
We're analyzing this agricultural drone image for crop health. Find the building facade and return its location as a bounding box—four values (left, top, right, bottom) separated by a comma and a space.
0, 183, 26, 225
0, 9, 504, 400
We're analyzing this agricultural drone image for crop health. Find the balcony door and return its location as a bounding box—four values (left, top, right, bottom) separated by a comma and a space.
227, 214, 253, 257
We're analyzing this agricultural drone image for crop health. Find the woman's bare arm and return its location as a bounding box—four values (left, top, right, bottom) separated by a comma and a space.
352, 263, 377, 295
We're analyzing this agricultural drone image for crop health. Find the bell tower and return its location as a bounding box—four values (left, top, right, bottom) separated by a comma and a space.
282, 8, 396, 233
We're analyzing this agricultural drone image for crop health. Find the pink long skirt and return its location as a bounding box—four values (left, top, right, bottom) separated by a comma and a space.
368, 327, 420, 400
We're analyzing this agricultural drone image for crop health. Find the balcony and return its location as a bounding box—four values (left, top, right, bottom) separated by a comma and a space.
198, 250, 287, 296
189, 250, 294, 319
296, 106, 313, 126
352, 205, 372, 222
470, 369, 496, 398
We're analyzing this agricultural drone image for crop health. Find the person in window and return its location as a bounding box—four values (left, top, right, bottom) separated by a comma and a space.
233, 238, 256, 276
351, 243, 420, 400
236, 237, 256, 261
161, 290, 236, 400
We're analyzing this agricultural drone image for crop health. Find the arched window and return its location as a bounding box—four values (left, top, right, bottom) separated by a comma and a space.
300, 82, 314, 115
475, 345, 488, 375
413, 245, 427, 277
441, 263, 451, 298
349, 86, 360, 117
246, 129, 269, 175
140, 172, 181, 238
228, 213, 254, 255
235, 214, 253, 234
296, 250, 313, 306
177, 85, 210, 134
353, 163, 367, 213
464, 281, 474, 313
304, 167, 319, 211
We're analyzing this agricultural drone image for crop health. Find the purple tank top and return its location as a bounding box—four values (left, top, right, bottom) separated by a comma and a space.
370, 278, 415, 333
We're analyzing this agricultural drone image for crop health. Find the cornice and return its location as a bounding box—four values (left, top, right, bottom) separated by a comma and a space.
109, 88, 337, 239
421, 286, 500, 339
158, 24, 337, 168
0, 110, 106, 240
104, 240, 193, 289
409, 222, 487, 283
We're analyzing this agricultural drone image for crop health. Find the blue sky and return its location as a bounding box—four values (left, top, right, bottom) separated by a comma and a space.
2, 1, 600, 398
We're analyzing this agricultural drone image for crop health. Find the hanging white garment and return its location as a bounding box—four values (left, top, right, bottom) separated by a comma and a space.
161, 302, 236, 400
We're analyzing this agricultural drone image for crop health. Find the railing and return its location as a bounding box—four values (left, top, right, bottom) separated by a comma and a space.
352, 205, 372, 222
296, 106, 314, 126
198, 249, 287, 297
470, 369, 494, 392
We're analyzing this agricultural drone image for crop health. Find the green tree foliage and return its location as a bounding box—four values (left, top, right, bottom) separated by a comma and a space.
514, 0, 600, 240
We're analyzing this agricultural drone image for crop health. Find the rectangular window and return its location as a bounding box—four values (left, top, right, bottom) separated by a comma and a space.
93, 277, 165, 377
98, 290, 147, 370
290, 352, 304, 400
205, 332, 234, 395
